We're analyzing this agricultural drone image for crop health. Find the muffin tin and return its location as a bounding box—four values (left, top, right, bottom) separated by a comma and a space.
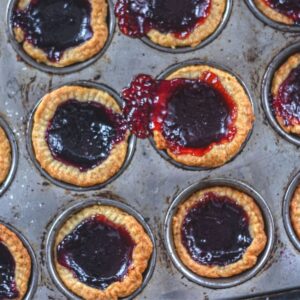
1, 0, 300, 299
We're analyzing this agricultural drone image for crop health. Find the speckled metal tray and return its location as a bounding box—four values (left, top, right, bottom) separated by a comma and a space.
1, 0, 300, 299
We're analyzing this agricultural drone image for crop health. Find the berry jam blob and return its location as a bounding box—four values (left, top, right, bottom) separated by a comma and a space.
46, 100, 127, 171
122, 72, 237, 156
0, 242, 19, 299
56, 215, 135, 290
115, 0, 211, 39
181, 193, 252, 266
273, 65, 300, 125
12, 0, 93, 62
263, 0, 300, 24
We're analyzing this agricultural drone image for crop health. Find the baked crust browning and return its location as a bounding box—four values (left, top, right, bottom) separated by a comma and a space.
147, 0, 226, 48
0, 127, 11, 185
253, 0, 294, 25
13, 0, 109, 67
153, 65, 254, 167
172, 186, 267, 278
54, 205, 153, 300
32, 86, 129, 187
271, 53, 300, 134
0, 224, 32, 300
290, 185, 300, 240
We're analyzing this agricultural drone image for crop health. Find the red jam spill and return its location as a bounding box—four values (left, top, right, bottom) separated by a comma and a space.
182, 193, 252, 266
122, 72, 237, 156
115, 0, 211, 39
46, 100, 127, 172
263, 0, 300, 23
0, 242, 19, 299
273, 65, 300, 126
12, 0, 93, 62
57, 215, 135, 290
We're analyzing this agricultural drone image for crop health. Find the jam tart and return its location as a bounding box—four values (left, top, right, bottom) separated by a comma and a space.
0, 224, 31, 300
0, 127, 11, 185
122, 64, 254, 168
253, 0, 300, 25
271, 53, 300, 135
290, 184, 300, 240
115, 0, 226, 48
54, 205, 153, 300
12, 0, 109, 67
31, 85, 129, 187
172, 186, 267, 278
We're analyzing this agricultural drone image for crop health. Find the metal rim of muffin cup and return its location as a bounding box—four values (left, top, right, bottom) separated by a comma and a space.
283, 171, 300, 251
26, 80, 137, 191
164, 178, 275, 289
0, 117, 18, 197
5, 0, 116, 74
148, 59, 255, 171
140, 0, 233, 54
245, 0, 300, 32
262, 42, 300, 146
45, 198, 157, 300
0, 220, 39, 299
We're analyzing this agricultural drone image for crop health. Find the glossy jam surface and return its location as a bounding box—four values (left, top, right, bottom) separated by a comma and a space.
57, 215, 135, 290
46, 100, 126, 171
12, 0, 93, 62
273, 65, 300, 126
122, 72, 237, 156
115, 0, 211, 38
182, 193, 253, 266
0, 243, 19, 299
264, 0, 300, 23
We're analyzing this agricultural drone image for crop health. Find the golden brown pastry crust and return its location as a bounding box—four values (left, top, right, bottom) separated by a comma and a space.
153, 65, 254, 168
253, 0, 294, 25
13, 0, 108, 67
290, 185, 300, 240
0, 224, 32, 300
32, 86, 129, 187
0, 127, 11, 185
173, 186, 267, 278
147, 0, 226, 48
54, 205, 153, 300
271, 53, 300, 135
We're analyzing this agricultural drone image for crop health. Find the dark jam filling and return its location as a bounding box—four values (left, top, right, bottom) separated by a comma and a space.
273, 65, 300, 126
182, 193, 253, 266
57, 215, 135, 290
12, 0, 93, 62
122, 73, 237, 156
0, 242, 19, 299
115, 0, 211, 39
264, 0, 300, 24
46, 100, 127, 171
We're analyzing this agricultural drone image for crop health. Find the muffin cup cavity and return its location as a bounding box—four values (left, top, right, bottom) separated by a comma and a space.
164, 178, 274, 289
283, 172, 300, 251
26, 81, 136, 191
0, 117, 18, 197
46, 198, 156, 300
6, 0, 116, 74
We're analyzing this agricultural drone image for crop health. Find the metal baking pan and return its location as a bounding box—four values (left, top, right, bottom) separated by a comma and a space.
1, 0, 300, 299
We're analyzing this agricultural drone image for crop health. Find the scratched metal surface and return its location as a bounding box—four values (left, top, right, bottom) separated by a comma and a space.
0, 0, 300, 299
